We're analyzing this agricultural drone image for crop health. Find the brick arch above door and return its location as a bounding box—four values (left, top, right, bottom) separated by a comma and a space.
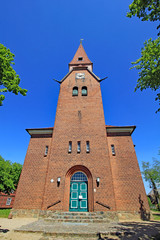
63, 165, 94, 212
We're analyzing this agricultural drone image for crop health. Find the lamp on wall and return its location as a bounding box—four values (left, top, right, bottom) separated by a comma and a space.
57, 177, 61, 187
96, 177, 100, 187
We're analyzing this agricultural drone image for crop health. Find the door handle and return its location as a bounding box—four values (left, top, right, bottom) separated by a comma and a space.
79, 195, 82, 200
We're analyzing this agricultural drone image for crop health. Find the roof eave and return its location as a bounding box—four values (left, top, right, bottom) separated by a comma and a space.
106, 126, 136, 135
26, 127, 53, 136
69, 62, 93, 67
60, 68, 100, 84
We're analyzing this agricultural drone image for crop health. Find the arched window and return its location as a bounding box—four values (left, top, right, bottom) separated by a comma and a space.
82, 86, 87, 96
72, 87, 78, 96
71, 172, 88, 182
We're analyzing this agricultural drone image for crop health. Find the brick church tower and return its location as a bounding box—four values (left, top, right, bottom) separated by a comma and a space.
13, 43, 149, 220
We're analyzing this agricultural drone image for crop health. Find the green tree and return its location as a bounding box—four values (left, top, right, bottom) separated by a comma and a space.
0, 43, 27, 106
0, 155, 22, 193
127, 0, 160, 113
142, 159, 160, 210
127, 0, 160, 24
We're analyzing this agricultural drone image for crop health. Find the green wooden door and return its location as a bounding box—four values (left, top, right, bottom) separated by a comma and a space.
69, 172, 88, 212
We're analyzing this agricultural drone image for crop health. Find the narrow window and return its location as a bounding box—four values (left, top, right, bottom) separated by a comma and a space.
77, 141, 81, 153
68, 141, 72, 153
111, 145, 115, 155
72, 86, 78, 96
6, 198, 12, 206
78, 57, 83, 61
45, 146, 49, 156
86, 141, 90, 153
82, 86, 87, 96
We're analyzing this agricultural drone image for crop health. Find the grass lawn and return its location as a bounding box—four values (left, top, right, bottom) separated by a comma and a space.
151, 210, 160, 221
0, 209, 10, 218
153, 214, 160, 221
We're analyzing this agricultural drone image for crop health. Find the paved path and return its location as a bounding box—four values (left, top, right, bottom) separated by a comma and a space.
0, 218, 39, 240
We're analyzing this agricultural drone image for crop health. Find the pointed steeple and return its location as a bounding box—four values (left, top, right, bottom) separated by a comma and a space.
69, 42, 93, 72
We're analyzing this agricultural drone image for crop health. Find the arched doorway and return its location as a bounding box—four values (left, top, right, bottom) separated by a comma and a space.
69, 172, 88, 212
64, 165, 94, 212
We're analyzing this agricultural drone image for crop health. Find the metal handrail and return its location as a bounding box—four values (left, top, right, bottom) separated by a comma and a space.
96, 201, 111, 209
47, 200, 61, 209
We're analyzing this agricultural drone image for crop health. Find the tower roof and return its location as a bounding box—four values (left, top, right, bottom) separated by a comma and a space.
69, 42, 93, 72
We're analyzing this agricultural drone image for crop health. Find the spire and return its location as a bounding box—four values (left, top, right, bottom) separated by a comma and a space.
69, 41, 93, 72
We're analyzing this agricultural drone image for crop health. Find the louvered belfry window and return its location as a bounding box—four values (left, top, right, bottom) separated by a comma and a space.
82, 86, 87, 96
72, 86, 78, 96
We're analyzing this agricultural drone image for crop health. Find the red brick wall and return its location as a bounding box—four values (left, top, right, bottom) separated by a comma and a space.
0, 192, 15, 208
14, 68, 149, 214
107, 135, 149, 212
14, 136, 52, 209
42, 69, 116, 211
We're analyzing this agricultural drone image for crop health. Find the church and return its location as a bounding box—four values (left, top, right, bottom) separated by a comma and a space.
13, 43, 149, 220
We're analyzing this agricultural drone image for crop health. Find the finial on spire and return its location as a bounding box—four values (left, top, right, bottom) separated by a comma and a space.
80, 39, 84, 44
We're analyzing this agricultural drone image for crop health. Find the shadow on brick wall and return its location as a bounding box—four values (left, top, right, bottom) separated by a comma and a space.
139, 194, 150, 221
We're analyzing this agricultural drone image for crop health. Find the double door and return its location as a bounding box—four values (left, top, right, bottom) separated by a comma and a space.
69, 181, 88, 212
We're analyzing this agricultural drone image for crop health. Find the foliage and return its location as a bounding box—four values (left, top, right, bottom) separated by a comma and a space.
127, 0, 160, 113
142, 160, 160, 185
147, 196, 152, 207
142, 159, 160, 209
127, 0, 160, 22
0, 43, 27, 106
0, 155, 22, 193
131, 37, 160, 112
0, 209, 10, 218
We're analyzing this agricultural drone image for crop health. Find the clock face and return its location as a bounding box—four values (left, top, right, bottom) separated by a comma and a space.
76, 73, 85, 79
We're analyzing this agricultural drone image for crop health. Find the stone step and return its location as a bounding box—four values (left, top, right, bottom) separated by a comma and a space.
15, 219, 136, 240
39, 211, 118, 222
15, 224, 134, 240
44, 217, 110, 223
51, 213, 98, 217
40, 237, 98, 240
15, 230, 98, 240
47, 215, 104, 219
40, 211, 102, 217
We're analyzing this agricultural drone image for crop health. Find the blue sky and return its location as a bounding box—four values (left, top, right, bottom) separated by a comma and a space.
0, 0, 159, 194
